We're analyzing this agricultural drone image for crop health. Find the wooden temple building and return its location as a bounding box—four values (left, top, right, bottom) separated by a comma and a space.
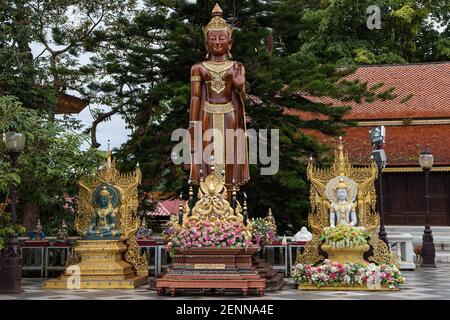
288, 62, 450, 227
55, 93, 89, 114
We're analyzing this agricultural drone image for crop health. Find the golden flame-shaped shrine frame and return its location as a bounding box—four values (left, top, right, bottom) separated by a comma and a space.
75, 150, 148, 276
296, 139, 398, 266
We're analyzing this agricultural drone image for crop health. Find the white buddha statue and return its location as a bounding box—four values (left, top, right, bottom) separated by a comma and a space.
294, 227, 312, 242
329, 178, 357, 227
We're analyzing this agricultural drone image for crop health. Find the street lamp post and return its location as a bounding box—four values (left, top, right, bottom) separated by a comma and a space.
0, 131, 26, 294
419, 150, 436, 267
370, 126, 388, 246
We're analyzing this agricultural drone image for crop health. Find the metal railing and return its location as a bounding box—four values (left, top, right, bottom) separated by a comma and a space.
19, 238, 306, 278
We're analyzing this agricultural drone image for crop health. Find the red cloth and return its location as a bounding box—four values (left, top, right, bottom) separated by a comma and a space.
23, 240, 50, 247
137, 240, 158, 246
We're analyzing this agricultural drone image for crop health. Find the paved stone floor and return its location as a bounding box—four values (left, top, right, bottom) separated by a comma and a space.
1, 265, 450, 300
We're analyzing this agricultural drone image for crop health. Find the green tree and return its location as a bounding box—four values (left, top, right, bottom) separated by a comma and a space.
0, 1, 133, 232
0, 0, 136, 132
0, 95, 101, 232
282, 0, 450, 65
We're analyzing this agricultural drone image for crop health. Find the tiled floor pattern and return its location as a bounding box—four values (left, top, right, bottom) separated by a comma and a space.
1, 265, 449, 300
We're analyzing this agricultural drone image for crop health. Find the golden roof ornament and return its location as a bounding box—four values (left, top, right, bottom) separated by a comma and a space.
265, 208, 277, 233
202, 3, 234, 38
106, 140, 112, 170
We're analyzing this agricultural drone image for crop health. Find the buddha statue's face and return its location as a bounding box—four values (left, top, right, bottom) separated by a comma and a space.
205, 30, 231, 57
336, 188, 347, 201
99, 194, 110, 208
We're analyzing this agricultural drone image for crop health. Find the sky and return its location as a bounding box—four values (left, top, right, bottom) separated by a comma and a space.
30, 40, 130, 152
75, 107, 131, 151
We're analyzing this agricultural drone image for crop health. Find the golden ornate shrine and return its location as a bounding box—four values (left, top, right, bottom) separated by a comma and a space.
155, 170, 265, 296
45, 148, 147, 289
296, 138, 398, 267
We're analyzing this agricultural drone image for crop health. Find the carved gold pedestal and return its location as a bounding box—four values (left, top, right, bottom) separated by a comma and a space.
321, 244, 370, 266
44, 240, 147, 289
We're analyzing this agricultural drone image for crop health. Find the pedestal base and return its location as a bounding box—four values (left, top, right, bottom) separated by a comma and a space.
155, 247, 266, 296
44, 240, 147, 289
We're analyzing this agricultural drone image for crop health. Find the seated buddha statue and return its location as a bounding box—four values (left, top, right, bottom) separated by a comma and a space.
83, 186, 121, 240
329, 178, 358, 227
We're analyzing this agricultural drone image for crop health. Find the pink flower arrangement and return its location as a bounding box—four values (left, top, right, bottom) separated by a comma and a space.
59, 194, 77, 215
292, 259, 404, 289
163, 219, 253, 252
251, 217, 276, 246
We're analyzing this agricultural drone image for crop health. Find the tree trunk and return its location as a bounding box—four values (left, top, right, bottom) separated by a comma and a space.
90, 108, 120, 148
21, 203, 41, 232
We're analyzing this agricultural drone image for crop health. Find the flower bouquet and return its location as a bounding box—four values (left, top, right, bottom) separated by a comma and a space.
320, 224, 368, 248
292, 259, 404, 290
163, 219, 253, 253
250, 217, 276, 246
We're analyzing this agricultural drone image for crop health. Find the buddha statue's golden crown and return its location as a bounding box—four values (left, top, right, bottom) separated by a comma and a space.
336, 178, 348, 190
100, 186, 110, 196
203, 3, 233, 38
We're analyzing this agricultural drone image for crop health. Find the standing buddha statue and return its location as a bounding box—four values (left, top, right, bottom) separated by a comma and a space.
189, 3, 250, 190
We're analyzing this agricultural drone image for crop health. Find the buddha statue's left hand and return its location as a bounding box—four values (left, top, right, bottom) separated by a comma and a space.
232, 63, 245, 92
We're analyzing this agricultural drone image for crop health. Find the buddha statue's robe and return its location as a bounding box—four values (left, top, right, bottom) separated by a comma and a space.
330, 200, 357, 227
189, 60, 250, 189
83, 206, 121, 240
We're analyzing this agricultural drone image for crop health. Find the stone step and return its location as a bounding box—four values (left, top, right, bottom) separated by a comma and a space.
386, 226, 450, 245
386, 226, 450, 235
386, 226, 450, 264
436, 252, 450, 263
265, 273, 285, 291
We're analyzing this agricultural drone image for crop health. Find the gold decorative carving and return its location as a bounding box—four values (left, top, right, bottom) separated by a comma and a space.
183, 173, 244, 225
125, 237, 148, 276
296, 138, 397, 266
296, 234, 323, 265
383, 166, 450, 173
45, 240, 147, 289
202, 60, 234, 94
355, 119, 450, 127
321, 244, 370, 265
204, 101, 234, 114
368, 235, 399, 265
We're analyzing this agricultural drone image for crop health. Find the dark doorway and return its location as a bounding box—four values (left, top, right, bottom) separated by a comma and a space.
381, 172, 450, 226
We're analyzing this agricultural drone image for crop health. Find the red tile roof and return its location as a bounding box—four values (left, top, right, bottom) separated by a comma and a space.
288, 62, 450, 120
145, 198, 180, 217
303, 124, 450, 165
